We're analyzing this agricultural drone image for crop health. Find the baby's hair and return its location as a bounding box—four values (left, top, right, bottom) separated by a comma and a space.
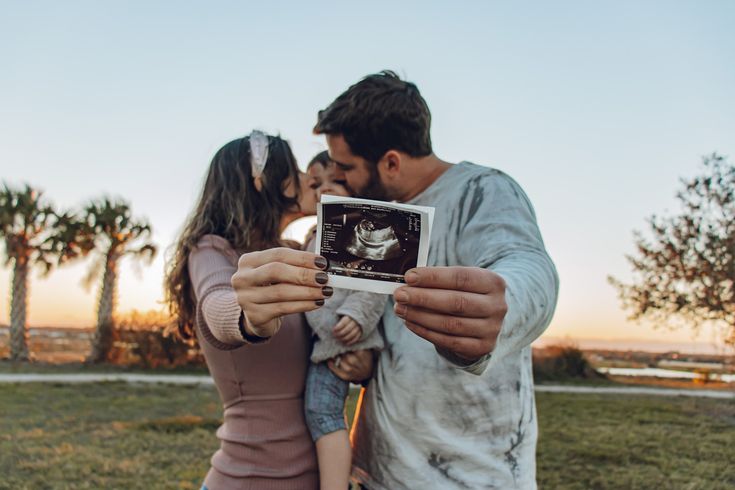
307, 150, 333, 170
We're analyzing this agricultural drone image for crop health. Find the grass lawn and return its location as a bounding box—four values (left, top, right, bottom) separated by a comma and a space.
1, 382, 734, 489
536, 393, 735, 489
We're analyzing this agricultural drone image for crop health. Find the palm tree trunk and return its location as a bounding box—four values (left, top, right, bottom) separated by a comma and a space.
87, 250, 118, 363
9, 257, 30, 362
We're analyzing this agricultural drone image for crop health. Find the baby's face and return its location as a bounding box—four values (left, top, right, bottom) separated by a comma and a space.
307, 162, 350, 200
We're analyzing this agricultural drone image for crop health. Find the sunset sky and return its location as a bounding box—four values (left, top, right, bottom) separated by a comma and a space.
1, 1, 734, 351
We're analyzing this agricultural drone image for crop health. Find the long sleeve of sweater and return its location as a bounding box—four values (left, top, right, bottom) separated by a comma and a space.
453, 171, 559, 374
188, 235, 247, 349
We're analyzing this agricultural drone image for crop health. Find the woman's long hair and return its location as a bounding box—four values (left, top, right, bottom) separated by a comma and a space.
164, 134, 302, 340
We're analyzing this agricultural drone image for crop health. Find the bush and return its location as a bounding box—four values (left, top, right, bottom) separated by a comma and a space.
108, 310, 204, 368
533, 343, 603, 382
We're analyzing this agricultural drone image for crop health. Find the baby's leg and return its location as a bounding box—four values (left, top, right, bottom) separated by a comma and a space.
304, 361, 351, 490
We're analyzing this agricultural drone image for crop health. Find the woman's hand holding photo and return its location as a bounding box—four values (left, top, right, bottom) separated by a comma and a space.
231, 247, 332, 337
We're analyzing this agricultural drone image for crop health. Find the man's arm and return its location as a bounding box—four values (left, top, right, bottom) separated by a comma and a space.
394, 171, 559, 375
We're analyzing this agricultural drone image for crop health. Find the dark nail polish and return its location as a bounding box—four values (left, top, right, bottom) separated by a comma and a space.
322, 286, 333, 297
315, 299, 325, 306
316, 272, 329, 284
314, 256, 329, 270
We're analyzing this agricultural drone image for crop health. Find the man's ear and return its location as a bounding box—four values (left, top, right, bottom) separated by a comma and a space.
379, 150, 402, 175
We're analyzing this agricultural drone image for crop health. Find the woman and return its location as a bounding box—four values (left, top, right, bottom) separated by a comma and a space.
165, 132, 368, 490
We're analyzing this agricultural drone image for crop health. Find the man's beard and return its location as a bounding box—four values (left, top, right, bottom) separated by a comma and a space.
353, 163, 390, 201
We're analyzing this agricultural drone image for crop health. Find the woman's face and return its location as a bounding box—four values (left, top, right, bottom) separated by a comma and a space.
278, 171, 316, 232
294, 170, 317, 216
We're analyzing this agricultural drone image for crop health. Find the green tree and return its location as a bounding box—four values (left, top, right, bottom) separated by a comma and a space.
0, 184, 84, 361
79, 197, 157, 363
610, 153, 735, 346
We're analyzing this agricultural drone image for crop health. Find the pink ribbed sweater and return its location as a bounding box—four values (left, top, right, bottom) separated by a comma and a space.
188, 235, 318, 490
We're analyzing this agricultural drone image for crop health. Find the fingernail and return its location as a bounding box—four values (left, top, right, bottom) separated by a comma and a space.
314, 256, 329, 270
322, 286, 333, 297
394, 303, 407, 317
316, 272, 329, 284
315, 299, 325, 306
394, 289, 409, 303
405, 270, 418, 285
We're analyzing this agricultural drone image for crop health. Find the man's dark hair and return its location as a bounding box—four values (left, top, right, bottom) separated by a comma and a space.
314, 70, 433, 163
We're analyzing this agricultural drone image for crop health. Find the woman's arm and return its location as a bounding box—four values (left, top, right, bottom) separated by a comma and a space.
188, 239, 248, 347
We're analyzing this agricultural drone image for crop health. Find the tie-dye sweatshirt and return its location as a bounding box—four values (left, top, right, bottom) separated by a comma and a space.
351, 162, 559, 490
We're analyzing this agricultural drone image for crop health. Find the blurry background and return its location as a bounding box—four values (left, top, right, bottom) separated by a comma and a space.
2, 2, 734, 489
3, 0, 734, 352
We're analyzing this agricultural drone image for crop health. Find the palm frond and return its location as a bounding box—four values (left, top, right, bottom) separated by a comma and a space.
0, 182, 57, 270
81, 195, 156, 254
126, 242, 158, 263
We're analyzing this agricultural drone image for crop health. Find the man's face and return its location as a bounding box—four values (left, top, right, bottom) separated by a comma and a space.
326, 134, 389, 201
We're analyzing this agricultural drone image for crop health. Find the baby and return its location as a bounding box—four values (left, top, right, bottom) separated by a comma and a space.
303, 151, 387, 490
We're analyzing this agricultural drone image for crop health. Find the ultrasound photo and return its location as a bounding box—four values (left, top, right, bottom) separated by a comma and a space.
316, 195, 434, 294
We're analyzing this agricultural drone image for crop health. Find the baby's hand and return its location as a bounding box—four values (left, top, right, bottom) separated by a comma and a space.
333, 316, 363, 346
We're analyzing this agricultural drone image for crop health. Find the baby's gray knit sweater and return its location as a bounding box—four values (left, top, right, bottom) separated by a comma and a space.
304, 233, 386, 363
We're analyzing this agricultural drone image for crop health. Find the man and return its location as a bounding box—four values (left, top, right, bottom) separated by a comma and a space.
313, 71, 559, 489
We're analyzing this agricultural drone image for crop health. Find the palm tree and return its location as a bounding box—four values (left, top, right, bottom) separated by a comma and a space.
0, 184, 83, 361
79, 197, 157, 363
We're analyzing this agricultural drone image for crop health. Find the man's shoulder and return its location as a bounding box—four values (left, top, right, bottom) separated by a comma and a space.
453, 162, 524, 194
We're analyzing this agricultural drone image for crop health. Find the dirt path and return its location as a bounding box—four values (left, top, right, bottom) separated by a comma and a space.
0, 373, 733, 399
535, 384, 734, 399
0, 373, 214, 385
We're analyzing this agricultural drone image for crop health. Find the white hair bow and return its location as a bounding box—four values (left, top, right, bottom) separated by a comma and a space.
248, 130, 270, 179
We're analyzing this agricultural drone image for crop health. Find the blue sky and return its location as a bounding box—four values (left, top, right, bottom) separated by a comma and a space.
1, 1, 734, 348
